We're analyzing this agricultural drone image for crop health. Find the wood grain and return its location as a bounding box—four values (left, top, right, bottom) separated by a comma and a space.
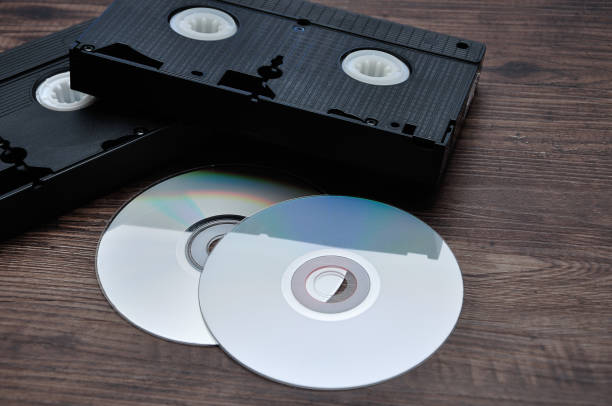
0, 1, 611, 405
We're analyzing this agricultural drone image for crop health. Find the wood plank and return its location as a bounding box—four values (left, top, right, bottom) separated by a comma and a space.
0, 1, 610, 405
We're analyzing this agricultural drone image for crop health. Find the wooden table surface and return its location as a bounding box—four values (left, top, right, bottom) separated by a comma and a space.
1, 1, 611, 405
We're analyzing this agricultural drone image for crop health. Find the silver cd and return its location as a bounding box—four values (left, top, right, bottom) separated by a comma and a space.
199, 195, 463, 389
96, 167, 320, 345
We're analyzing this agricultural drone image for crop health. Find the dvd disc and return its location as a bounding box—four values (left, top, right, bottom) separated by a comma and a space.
199, 196, 463, 389
96, 167, 320, 345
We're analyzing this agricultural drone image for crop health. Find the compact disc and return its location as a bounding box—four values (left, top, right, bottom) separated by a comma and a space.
199, 195, 463, 389
96, 167, 320, 345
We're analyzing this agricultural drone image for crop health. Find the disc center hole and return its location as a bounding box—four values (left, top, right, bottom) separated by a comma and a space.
307, 267, 350, 302
206, 234, 224, 254
186, 215, 243, 271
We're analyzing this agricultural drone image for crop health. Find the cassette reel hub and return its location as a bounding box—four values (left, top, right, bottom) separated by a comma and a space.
35, 71, 95, 111
170, 8, 238, 41
342, 50, 410, 86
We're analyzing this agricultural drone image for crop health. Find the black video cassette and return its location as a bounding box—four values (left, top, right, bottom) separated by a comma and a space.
0, 22, 191, 238
69, 0, 485, 188
0, 21, 361, 239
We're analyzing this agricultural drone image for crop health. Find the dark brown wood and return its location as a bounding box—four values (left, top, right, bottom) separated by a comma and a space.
1, 1, 611, 404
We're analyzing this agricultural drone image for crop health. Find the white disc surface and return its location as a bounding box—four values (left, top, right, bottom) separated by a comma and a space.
96, 167, 319, 345
199, 195, 463, 389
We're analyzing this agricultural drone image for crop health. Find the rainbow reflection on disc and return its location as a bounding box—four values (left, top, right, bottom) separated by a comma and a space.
96, 167, 320, 345
199, 195, 463, 389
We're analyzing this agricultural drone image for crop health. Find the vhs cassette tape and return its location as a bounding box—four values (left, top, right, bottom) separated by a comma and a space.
0, 22, 188, 238
69, 0, 485, 187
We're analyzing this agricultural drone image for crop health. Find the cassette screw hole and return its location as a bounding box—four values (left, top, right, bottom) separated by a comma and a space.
258, 65, 282, 79
297, 19, 311, 26
391, 122, 400, 128
191, 70, 203, 76
456, 41, 469, 49
403, 123, 417, 135
293, 26, 305, 32
82, 44, 95, 52
365, 118, 378, 126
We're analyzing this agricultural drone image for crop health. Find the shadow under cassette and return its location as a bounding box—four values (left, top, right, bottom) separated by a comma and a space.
96, 166, 320, 345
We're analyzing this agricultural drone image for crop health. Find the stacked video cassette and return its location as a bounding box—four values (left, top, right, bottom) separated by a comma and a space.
69, 0, 484, 187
